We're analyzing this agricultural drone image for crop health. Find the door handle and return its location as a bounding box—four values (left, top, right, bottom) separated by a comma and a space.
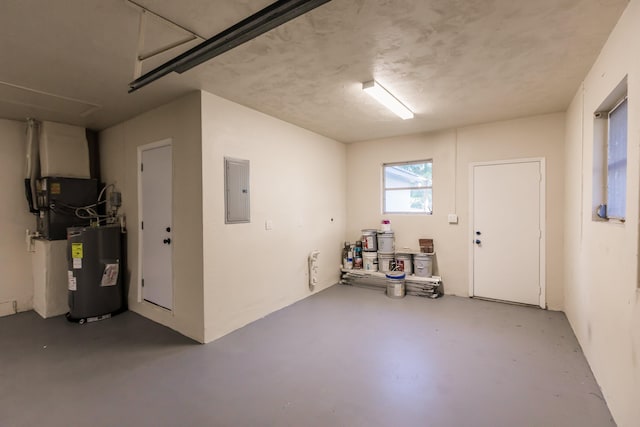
475, 239, 481, 245
475, 231, 481, 235
163, 238, 171, 245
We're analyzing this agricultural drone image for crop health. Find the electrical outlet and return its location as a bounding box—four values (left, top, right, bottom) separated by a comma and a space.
265, 220, 273, 230
448, 214, 458, 224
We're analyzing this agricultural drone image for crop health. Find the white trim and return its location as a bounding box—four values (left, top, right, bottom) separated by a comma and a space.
137, 139, 173, 309
539, 158, 547, 309
468, 164, 475, 299
468, 157, 546, 309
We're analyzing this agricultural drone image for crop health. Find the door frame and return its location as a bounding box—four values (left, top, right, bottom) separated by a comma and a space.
468, 157, 546, 308
137, 139, 173, 309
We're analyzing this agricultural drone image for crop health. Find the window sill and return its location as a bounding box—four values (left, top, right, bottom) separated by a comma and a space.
591, 216, 625, 225
383, 212, 433, 216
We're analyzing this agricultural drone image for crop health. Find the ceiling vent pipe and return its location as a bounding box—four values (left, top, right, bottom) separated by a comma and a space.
25, 118, 40, 214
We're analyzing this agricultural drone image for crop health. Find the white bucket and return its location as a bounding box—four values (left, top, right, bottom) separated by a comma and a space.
395, 253, 413, 275
413, 253, 433, 277
377, 231, 395, 254
386, 271, 406, 299
363, 252, 378, 272
378, 253, 395, 272
361, 229, 378, 252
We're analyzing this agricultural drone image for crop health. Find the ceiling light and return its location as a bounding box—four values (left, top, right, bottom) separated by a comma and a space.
362, 80, 414, 120
128, 0, 333, 93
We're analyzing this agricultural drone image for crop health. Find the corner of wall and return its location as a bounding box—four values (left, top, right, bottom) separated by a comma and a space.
0, 119, 36, 316
99, 91, 205, 344
561, 1, 640, 424
200, 90, 347, 343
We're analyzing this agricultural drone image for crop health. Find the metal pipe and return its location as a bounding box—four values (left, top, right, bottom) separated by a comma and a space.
138, 35, 197, 61
125, 0, 205, 40
128, 0, 332, 93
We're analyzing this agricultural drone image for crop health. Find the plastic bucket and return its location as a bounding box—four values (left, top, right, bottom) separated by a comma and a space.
386, 271, 406, 299
378, 253, 395, 272
363, 252, 378, 272
413, 253, 433, 277
377, 231, 395, 253
395, 253, 413, 274
361, 229, 378, 252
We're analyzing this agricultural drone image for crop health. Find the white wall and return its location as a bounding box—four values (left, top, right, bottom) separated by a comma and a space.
201, 91, 346, 343
100, 92, 205, 342
31, 240, 68, 318
346, 113, 566, 309
563, 1, 640, 425
0, 119, 35, 316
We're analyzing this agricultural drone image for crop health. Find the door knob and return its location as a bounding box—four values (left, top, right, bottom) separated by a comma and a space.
475, 239, 482, 245
166, 227, 171, 232
163, 238, 171, 245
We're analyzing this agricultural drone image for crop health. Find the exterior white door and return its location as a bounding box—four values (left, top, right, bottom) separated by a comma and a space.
140, 143, 173, 310
471, 160, 544, 307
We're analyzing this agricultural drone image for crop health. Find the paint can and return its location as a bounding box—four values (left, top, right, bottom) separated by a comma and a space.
353, 241, 363, 269
377, 231, 395, 254
395, 252, 413, 274
342, 242, 352, 269
381, 219, 391, 232
386, 271, 406, 299
361, 229, 378, 252
363, 251, 378, 271
413, 253, 433, 277
343, 254, 353, 270
378, 253, 395, 273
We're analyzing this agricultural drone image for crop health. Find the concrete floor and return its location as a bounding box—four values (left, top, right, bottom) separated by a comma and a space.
0, 285, 614, 427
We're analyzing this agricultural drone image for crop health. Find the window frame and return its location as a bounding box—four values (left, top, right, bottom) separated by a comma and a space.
382, 159, 433, 215
592, 77, 628, 224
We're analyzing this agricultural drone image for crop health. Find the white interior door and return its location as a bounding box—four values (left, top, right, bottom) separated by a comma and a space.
140, 143, 173, 310
471, 160, 544, 307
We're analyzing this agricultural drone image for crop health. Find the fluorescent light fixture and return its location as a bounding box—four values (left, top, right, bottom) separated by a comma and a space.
362, 80, 414, 120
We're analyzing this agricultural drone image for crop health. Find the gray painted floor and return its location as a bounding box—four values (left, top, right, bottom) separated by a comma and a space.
0, 285, 614, 427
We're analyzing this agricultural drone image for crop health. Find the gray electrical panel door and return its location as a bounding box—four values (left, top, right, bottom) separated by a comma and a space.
225, 157, 250, 223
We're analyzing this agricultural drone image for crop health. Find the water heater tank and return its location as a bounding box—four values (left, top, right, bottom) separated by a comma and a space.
66, 225, 124, 322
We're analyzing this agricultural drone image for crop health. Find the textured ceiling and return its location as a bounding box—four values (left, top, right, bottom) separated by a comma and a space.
0, 0, 629, 142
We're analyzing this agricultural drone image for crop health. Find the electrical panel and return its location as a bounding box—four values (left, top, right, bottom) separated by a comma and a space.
36, 177, 99, 240
224, 157, 250, 224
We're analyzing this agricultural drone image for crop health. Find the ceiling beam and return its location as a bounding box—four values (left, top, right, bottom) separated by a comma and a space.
128, 0, 332, 93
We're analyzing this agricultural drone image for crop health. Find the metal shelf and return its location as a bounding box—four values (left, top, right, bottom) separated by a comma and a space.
340, 268, 442, 284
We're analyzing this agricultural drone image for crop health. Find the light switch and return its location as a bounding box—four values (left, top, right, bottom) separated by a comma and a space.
448, 214, 458, 224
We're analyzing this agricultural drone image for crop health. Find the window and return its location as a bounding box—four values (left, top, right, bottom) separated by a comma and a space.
593, 77, 628, 222
383, 160, 432, 214
606, 98, 627, 220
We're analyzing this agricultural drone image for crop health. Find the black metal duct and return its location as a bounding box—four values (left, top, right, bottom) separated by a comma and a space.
128, 0, 332, 93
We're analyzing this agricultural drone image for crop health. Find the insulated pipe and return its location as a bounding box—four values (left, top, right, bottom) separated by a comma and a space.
24, 118, 40, 213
